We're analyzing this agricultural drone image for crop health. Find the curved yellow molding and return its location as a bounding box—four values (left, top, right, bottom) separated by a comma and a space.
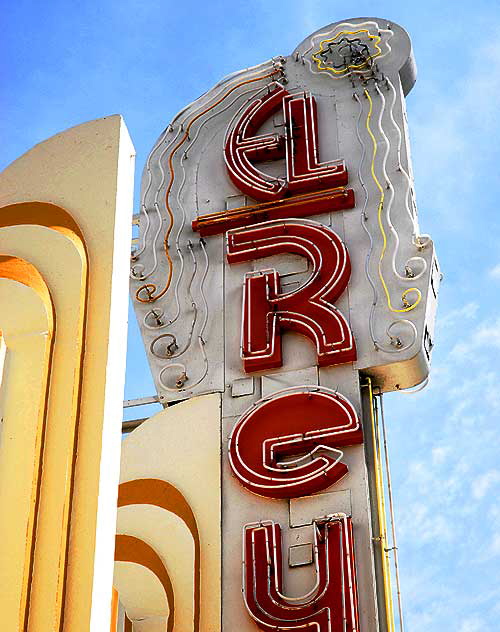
115, 534, 175, 632
0, 255, 55, 311
0, 256, 54, 632
118, 478, 201, 631
0, 201, 88, 632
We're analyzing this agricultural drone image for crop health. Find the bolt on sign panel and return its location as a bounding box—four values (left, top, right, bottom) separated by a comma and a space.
119, 16, 439, 632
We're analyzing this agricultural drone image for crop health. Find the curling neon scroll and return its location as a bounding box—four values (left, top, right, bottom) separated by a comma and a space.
132, 60, 288, 393
133, 62, 286, 305
305, 21, 431, 354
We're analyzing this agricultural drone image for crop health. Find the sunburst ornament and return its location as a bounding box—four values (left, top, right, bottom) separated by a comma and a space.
312, 28, 382, 76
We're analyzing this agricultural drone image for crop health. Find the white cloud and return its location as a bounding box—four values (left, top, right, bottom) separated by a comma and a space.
432, 445, 450, 465
411, 35, 500, 230
399, 499, 454, 545
459, 618, 486, 632
488, 502, 500, 521
437, 302, 479, 334
450, 317, 500, 361
447, 370, 500, 414
472, 469, 500, 500
489, 263, 500, 279
491, 533, 500, 556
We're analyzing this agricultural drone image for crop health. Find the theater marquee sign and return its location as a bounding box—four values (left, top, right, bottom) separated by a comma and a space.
117, 16, 439, 632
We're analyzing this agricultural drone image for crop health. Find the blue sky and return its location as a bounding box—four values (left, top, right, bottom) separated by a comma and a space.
3, 1, 500, 629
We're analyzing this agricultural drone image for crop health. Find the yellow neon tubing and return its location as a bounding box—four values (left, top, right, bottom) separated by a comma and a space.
312, 29, 381, 76
366, 378, 396, 632
364, 89, 422, 313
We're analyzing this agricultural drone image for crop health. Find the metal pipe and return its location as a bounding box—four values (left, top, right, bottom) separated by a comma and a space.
123, 395, 159, 408
379, 393, 405, 632
365, 378, 395, 632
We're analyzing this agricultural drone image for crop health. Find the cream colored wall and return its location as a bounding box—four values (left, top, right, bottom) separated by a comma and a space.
0, 115, 135, 632
114, 563, 169, 620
